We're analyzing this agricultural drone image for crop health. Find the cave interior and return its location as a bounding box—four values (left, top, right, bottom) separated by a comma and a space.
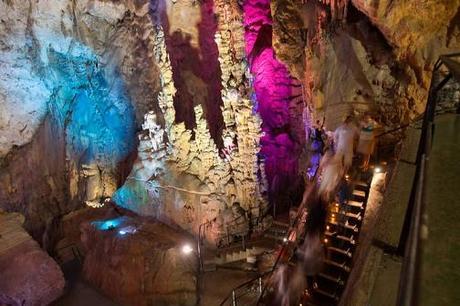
0, 0, 459, 305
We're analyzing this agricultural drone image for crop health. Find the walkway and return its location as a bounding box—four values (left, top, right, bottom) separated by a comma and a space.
421, 113, 460, 305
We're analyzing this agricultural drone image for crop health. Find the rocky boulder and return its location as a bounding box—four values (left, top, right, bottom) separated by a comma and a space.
81, 216, 198, 306
0, 211, 64, 306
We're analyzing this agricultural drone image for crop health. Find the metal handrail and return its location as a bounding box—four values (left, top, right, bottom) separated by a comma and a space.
198, 219, 215, 273
218, 185, 312, 305
220, 272, 271, 306
396, 54, 457, 306
198, 212, 251, 273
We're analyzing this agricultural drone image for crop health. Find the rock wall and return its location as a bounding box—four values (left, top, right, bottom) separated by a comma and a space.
243, 0, 307, 213
0, 0, 161, 241
5, 0, 452, 248
0, 211, 65, 305
113, 4, 269, 242
271, 0, 460, 129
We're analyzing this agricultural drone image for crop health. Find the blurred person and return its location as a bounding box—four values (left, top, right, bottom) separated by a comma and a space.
272, 264, 289, 306
307, 119, 326, 179
334, 115, 359, 173
318, 149, 344, 201
357, 113, 378, 171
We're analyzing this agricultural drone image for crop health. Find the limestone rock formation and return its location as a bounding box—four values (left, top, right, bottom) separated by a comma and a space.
0, 0, 160, 241
0, 211, 64, 306
113, 7, 269, 245
271, 0, 460, 128
81, 216, 198, 306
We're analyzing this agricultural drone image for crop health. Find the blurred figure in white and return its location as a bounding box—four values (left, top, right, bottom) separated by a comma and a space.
272, 264, 289, 306
318, 149, 344, 201
334, 115, 359, 173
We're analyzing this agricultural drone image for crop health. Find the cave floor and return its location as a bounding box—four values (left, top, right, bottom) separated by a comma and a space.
52, 263, 257, 306
52, 277, 120, 306
200, 268, 259, 305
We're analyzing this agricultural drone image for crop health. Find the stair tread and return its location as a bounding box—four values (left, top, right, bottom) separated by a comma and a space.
335, 210, 362, 220
272, 220, 290, 227
313, 286, 339, 300
318, 272, 344, 285
325, 231, 355, 244
264, 233, 286, 241
355, 181, 368, 187
352, 190, 366, 198
327, 246, 352, 257
345, 200, 364, 208
323, 259, 351, 272
327, 220, 358, 232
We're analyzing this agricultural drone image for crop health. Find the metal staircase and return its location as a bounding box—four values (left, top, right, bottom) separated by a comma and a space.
305, 176, 370, 305
220, 171, 373, 306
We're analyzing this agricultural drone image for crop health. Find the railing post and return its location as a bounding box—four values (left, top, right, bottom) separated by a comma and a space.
197, 225, 203, 273
232, 290, 237, 306
258, 277, 262, 293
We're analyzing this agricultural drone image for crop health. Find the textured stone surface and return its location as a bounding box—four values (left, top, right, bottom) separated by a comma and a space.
0, 211, 64, 306
0, 0, 158, 241
113, 1, 269, 244
81, 216, 198, 306
271, 0, 460, 128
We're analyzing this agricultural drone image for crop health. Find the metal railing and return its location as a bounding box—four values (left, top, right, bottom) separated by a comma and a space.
197, 213, 251, 273
219, 178, 316, 305
220, 272, 270, 306
396, 53, 458, 306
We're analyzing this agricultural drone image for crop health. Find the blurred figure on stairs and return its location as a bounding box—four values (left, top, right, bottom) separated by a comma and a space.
334, 115, 359, 173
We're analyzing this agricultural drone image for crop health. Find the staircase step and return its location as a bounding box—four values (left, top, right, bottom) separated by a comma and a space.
327, 220, 358, 232
272, 220, 290, 228
327, 246, 352, 257
325, 231, 356, 245
355, 181, 369, 190
313, 286, 339, 300
203, 262, 217, 272
324, 259, 351, 272
334, 210, 362, 221
318, 272, 345, 285
345, 200, 364, 209
264, 233, 286, 242
352, 189, 366, 199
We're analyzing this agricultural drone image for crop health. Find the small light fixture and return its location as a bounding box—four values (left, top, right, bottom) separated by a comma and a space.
283, 237, 288, 242
119, 230, 127, 235
182, 244, 193, 255
324, 238, 328, 243
374, 166, 382, 173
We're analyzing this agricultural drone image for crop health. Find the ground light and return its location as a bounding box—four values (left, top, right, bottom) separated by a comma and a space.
182, 244, 194, 255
